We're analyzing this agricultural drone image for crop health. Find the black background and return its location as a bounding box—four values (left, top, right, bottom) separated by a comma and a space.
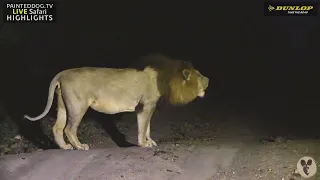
0, 1, 319, 140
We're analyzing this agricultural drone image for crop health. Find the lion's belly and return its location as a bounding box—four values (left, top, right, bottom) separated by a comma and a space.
86, 78, 146, 114
90, 97, 140, 114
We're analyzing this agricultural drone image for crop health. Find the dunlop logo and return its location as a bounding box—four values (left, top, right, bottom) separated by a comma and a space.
264, 2, 318, 16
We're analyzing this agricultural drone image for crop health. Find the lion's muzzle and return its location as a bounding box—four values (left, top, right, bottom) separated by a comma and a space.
203, 76, 209, 90
198, 76, 209, 98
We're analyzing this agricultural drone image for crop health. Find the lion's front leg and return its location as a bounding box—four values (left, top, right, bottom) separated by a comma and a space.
146, 120, 157, 146
137, 105, 157, 147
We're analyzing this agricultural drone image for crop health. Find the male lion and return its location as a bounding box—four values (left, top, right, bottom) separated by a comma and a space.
24, 54, 209, 150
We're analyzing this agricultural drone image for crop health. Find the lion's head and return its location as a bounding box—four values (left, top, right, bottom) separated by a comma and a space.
168, 67, 209, 105
136, 54, 209, 105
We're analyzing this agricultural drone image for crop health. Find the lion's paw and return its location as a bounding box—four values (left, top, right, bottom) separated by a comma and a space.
75, 143, 90, 150
148, 139, 157, 146
61, 144, 74, 150
139, 139, 157, 148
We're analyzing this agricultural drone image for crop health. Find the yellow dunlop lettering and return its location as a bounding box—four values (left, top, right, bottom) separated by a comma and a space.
275, 6, 313, 11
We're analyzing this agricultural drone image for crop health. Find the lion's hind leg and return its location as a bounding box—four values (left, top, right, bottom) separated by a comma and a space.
63, 96, 90, 150
52, 89, 73, 150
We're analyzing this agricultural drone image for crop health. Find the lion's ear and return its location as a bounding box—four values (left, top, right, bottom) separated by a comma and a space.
182, 69, 191, 80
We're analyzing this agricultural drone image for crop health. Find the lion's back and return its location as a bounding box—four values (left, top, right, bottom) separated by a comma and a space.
58, 67, 160, 100
59, 67, 143, 84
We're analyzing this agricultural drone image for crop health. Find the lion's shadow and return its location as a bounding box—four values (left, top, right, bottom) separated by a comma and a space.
87, 110, 137, 148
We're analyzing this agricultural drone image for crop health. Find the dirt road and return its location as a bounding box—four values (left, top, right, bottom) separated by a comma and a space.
0, 143, 239, 180
2, 136, 318, 180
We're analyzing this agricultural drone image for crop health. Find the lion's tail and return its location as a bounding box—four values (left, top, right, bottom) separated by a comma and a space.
24, 72, 62, 121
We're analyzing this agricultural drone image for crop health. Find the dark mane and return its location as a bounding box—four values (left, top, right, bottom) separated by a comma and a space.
133, 54, 193, 72
133, 54, 196, 104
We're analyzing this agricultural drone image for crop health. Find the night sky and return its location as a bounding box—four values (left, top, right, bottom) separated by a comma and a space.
1, 2, 319, 126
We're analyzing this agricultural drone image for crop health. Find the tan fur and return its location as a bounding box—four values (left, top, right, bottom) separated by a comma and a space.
24, 54, 209, 150
169, 69, 204, 104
